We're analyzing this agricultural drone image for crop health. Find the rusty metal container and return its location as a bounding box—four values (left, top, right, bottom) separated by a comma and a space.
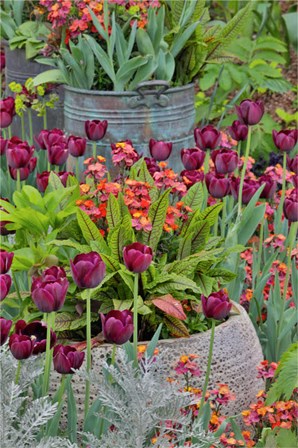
3, 41, 64, 136
64, 81, 195, 172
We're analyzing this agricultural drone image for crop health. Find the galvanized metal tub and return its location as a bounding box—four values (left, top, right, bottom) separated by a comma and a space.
64, 81, 195, 172
3, 41, 64, 135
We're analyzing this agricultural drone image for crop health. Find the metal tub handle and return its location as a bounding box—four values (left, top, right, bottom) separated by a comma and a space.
129, 80, 170, 108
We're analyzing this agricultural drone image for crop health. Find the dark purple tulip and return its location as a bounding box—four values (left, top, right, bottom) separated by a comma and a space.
258, 175, 277, 200
194, 125, 221, 150
15, 320, 56, 355
0, 198, 15, 236
149, 139, 172, 161
0, 51, 5, 71
181, 148, 205, 170
201, 290, 232, 320
34, 130, 49, 150
0, 250, 14, 274
236, 99, 264, 126
67, 135, 87, 157
0, 97, 15, 128
43, 129, 65, 149
53, 344, 85, 374
31, 266, 69, 313
144, 157, 160, 176
231, 178, 260, 204
227, 120, 249, 141
293, 175, 298, 189
272, 129, 298, 153
287, 155, 298, 175
0, 274, 11, 301
85, 120, 108, 141
70, 252, 106, 289
205, 173, 230, 198
284, 189, 298, 222
181, 169, 204, 188
48, 142, 68, 166
6, 137, 34, 169
9, 157, 37, 181
36, 171, 51, 192
9, 334, 34, 359
123, 242, 153, 274
0, 136, 8, 155
0, 317, 12, 345
211, 148, 238, 174
100, 310, 133, 345
58, 171, 74, 186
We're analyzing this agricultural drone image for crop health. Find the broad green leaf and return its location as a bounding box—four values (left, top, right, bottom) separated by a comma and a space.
33, 69, 65, 86
143, 189, 170, 252
106, 194, 121, 230
195, 272, 214, 296
183, 182, 204, 211
77, 208, 106, 245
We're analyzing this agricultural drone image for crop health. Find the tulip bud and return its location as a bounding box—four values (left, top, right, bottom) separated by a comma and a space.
123, 242, 153, 274
31, 266, 69, 313
85, 120, 108, 141
58, 171, 74, 186
42, 129, 65, 149
272, 129, 298, 153
227, 120, 248, 141
181, 148, 205, 170
34, 130, 49, 150
231, 178, 259, 204
201, 290, 232, 320
48, 142, 69, 166
9, 157, 37, 181
287, 155, 298, 175
0, 317, 12, 345
53, 344, 85, 374
36, 171, 51, 192
68, 135, 87, 157
9, 334, 34, 359
144, 157, 160, 176
0, 136, 8, 155
0, 274, 12, 301
15, 320, 56, 355
283, 189, 298, 222
181, 169, 204, 188
194, 125, 221, 150
6, 138, 34, 169
149, 139, 172, 161
0, 97, 15, 128
70, 252, 106, 289
100, 310, 133, 345
205, 173, 230, 198
211, 148, 238, 174
0, 250, 14, 273
258, 175, 277, 200
236, 99, 264, 125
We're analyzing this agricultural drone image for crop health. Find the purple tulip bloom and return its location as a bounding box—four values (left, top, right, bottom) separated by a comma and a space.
6, 137, 34, 169
0, 136, 8, 155
70, 252, 106, 289
236, 99, 264, 126
287, 155, 298, 175
31, 266, 69, 313
0, 274, 11, 301
258, 175, 277, 200
85, 120, 108, 141
68, 135, 87, 157
0, 317, 12, 345
144, 157, 160, 176
231, 178, 260, 204
227, 120, 249, 141
100, 310, 133, 345
0, 97, 15, 128
36, 171, 51, 192
181, 169, 204, 188
205, 173, 230, 198
284, 189, 298, 222
201, 290, 232, 320
34, 130, 50, 150
149, 139, 172, 161
211, 148, 238, 174
53, 344, 85, 374
194, 125, 221, 150
42, 129, 65, 149
272, 129, 298, 153
48, 142, 69, 166
9, 334, 34, 360
9, 157, 37, 181
123, 242, 153, 273
14, 320, 56, 355
181, 148, 205, 171
0, 250, 14, 274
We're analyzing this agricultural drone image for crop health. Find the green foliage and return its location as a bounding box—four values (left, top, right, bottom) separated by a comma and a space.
0, 0, 25, 40
9, 21, 49, 59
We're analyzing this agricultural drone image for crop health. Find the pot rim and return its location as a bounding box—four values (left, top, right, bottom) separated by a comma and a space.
64, 83, 195, 97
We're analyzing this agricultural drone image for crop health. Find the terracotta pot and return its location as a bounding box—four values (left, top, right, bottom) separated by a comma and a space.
50, 301, 264, 424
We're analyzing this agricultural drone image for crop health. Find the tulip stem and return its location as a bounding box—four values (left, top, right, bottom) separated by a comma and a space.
282, 221, 297, 302
16, 169, 21, 192
15, 360, 21, 384
203, 149, 210, 176
8, 125, 12, 139
133, 273, 139, 368
198, 319, 215, 419
21, 114, 25, 141
56, 374, 66, 408
92, 141, 97, 160
75, 158, 80, 182
28, 108, 33, 145
43, 312, 54, 396
84, 289, 92, 417
277, 151, 287, 233
12, 271, 22, 308
237, 126, 252, 217
220, 196, 227, 238
43, 111, 47, 130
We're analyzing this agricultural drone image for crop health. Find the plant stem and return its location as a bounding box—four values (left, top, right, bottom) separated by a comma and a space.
84, 288, 92, 417
7, 125, 12, 139
198, 319, 215, 419
15, 361, 21, 384
214, 201, 219, 237
235, 141, 241, 177
277, 151, 287, 233
237, 126, 252, 217
16, 169, 21, 192
12, 271, 22, 306
255, 218, 264, 289
203, 149, 210, 176
43, 312, 54, 396
133, 273, 139, 368
56, 374, 66, 408
21, 114, 25, 140
43, 110, 47, 130
220, 196, 227, 238
27, 108, 33, 145
92, 141, 97, 160
76, 158, 80, 182
282, 221, 297, 301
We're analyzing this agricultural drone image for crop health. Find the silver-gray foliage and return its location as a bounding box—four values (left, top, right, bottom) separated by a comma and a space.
83, 349, 221, 448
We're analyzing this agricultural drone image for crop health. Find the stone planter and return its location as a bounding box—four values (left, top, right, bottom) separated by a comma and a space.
50, 302, 264, 424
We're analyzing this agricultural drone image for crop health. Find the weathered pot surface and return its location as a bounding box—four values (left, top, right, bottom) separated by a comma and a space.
50, 302, 264, 423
